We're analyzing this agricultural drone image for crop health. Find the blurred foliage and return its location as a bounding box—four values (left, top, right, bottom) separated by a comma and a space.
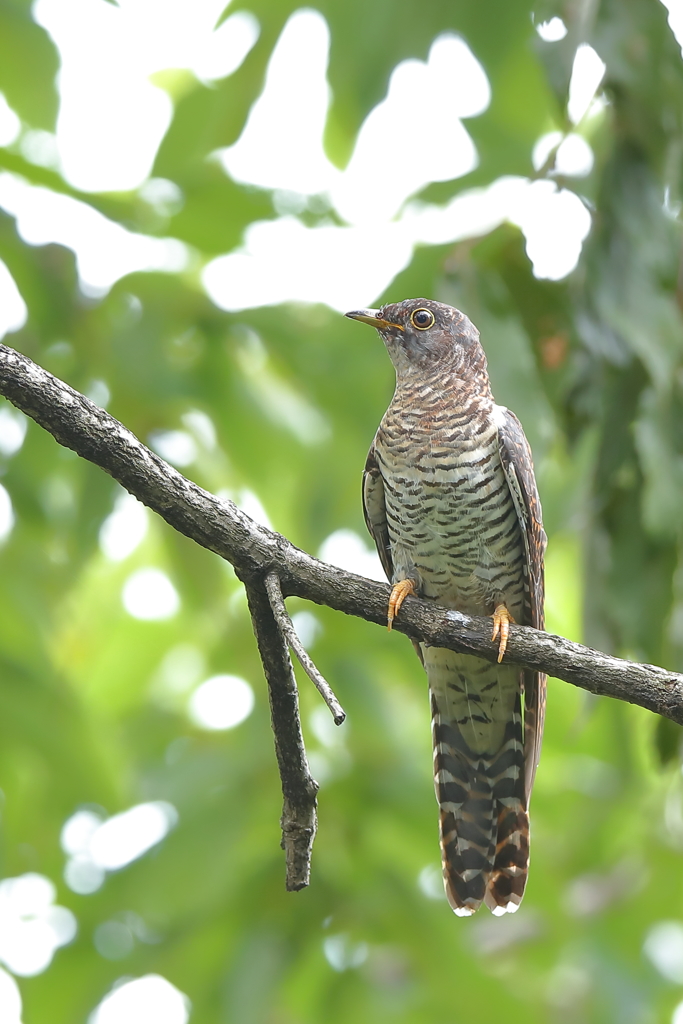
0, 0, 683, 1022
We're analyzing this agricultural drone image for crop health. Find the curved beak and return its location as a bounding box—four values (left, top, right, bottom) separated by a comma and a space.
345, 308, 404, 331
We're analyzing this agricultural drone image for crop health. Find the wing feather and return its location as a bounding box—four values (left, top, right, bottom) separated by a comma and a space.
363, 443, 424, 665
496, 408, 547, 802
362, 442, 394, 583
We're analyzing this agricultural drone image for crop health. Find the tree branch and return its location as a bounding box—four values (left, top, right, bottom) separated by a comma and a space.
1, 341, 683, 884
244, 579, 318, 891
264, 572, 345, 726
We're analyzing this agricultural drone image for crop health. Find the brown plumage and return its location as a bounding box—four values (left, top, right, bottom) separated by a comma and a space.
346, 298, 546, 916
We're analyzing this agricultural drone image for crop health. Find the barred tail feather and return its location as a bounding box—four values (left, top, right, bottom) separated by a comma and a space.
429, 665, 529, 916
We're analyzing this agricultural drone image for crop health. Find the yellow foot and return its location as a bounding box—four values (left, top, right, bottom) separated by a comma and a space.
491, 604, 515, 663
387, 579, 416, 630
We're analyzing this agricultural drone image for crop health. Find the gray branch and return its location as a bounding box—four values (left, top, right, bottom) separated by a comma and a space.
264, 572, 345, 726
1, 341, 682, 885
244, 580, 318, 891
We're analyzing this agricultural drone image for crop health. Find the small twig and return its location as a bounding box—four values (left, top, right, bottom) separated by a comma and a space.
244, 579, 318, 891
265, 572, 345, 726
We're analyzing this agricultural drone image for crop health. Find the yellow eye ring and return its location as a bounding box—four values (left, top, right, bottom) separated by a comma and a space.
410, 308, 435, 330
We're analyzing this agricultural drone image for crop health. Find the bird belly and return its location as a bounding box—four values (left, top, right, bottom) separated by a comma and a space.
379, 436, 526, 622
426, 646, 518, 755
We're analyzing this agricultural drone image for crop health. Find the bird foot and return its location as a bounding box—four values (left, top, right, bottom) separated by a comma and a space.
491, 604, 515, 663
387, 579, 416, 630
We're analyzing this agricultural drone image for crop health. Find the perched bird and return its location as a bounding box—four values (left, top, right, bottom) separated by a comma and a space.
346, 298, 546, 916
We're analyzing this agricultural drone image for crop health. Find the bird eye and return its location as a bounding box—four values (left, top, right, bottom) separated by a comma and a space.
410, 308, 435, 330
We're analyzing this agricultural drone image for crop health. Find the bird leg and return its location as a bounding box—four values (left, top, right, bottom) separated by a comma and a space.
491, 604, 515, 663
387, 579, 416, 630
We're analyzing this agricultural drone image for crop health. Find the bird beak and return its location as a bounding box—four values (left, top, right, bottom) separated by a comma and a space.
345, 309, 404, 331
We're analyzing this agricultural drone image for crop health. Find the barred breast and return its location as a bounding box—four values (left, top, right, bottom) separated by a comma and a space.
375, 379, 526, 635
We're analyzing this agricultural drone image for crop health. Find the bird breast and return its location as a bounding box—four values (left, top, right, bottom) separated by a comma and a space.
375, 395, 526, 619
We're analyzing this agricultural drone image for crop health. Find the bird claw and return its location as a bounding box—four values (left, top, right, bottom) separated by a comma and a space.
491, 604, 515, 662
387, 579, 416, 630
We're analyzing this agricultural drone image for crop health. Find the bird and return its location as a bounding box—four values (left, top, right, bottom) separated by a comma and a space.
346, 298, 546, 916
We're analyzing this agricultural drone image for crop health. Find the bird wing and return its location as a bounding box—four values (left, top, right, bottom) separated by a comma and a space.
496, 407, 547, 802
362, 442, 394, 583
363, 442, 425, 666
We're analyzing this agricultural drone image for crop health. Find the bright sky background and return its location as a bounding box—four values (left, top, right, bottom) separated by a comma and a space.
0, 1, 611, 326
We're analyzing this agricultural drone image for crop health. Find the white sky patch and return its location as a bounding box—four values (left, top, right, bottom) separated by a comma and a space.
203, 216, 415, 312
660, 0, 683, 55
149, 429, 198, 468
0, 260, 27, 340
0, 408, 27, 459
138, 178, 184, 218
62, 813, 106, 895
0, 485, 15, 544
62, 803, 178, 894
567, 44, 606, 125
89, 803, 178, 871
188, 674, 255, 730
192, 12, 260, 83
99, 492, 148, 563
0, 967, 22, 1024
66, 858, 99, 894
205, 175, 592, 311
19, 130, 60, 170
0, 873, 76, 977
219, 17, 489, 225
532, 132, 594, 177
643, 921, 683, 983
0, 173, 189, 296
218, 10, 336, 196
89, 974, 190, 1024
332, 34, 489, 225
414, 177, 592, 278
400, 183, 511, 246
86, 379, 110, 409
122, 568, 180, 620
35, 0, 171, 190
0, 95, 20, 148
4, 4, 592, 311
506, 179, 592, 280
61, 809, 103, 858
536, 17, 568, 42
34, 0, 257, 192
234, 488, 273, 530
318, 529, 386, 582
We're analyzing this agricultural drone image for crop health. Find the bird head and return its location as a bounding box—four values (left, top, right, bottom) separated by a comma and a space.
345, 298, 489, 387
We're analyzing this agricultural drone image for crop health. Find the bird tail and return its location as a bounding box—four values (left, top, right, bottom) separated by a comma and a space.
428, 651, 529, 916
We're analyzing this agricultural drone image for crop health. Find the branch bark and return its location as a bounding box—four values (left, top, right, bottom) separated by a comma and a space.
1, 342, 682, 882
265, 572, 345, 726
245, 579, 318, 891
